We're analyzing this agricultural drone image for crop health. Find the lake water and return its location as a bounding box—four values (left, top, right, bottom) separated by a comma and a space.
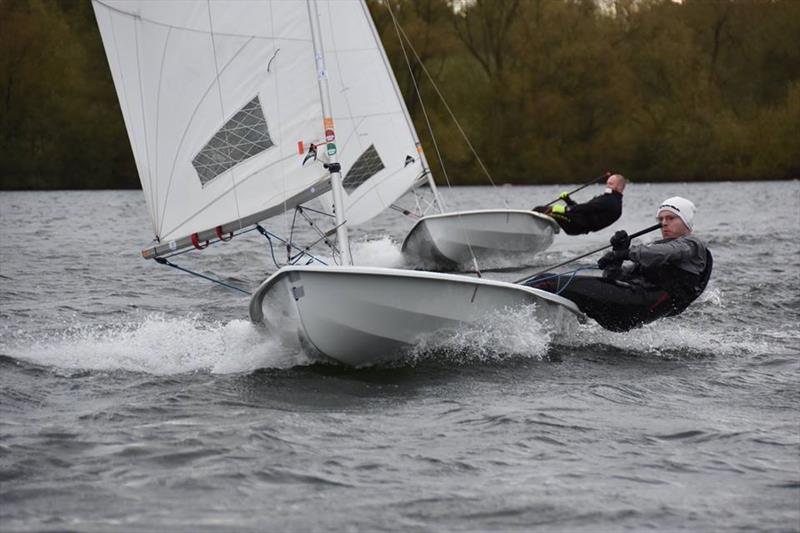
1, 181, 798, 531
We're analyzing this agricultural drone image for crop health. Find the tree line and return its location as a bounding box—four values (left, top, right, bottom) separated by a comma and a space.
1, 0, 797, 190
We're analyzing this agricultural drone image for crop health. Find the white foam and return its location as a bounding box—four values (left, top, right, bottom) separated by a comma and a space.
350, 236, 405, 268
407, 305, 569, 364
565, 318, 774, 358
6, 314, 312, 375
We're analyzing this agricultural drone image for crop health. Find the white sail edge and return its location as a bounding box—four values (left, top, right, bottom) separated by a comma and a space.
359, 0, 443, 209
141, 176, 331, 259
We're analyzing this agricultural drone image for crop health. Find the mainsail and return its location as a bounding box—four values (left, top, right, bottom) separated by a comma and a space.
92, 0, 332, 255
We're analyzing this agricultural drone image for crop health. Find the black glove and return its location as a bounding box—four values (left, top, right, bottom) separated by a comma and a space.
597, 248, 629, 269
610, 230, 630, 251
532, 205, 548, 213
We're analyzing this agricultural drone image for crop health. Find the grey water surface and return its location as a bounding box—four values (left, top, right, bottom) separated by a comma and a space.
1, 182, 798, 532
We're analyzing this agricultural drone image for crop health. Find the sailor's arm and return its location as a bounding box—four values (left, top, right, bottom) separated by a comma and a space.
628, 238, 699, 268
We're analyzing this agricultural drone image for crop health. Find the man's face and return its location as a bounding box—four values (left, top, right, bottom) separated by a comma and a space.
606, 176, 622, 193
657, 210, 690, 239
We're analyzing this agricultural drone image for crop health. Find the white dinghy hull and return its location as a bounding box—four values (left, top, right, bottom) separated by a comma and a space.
401, 209, 560, 271
250, 266, 582, 367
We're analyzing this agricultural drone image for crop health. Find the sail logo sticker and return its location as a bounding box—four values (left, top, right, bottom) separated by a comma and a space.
325, 129, 335, 142
326, 143, 337, 156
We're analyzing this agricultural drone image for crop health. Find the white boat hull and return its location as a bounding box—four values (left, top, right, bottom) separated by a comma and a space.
250, 266, 582, 367
401, 209, 560, 271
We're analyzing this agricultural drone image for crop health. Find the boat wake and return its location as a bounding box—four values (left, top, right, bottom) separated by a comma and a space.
564, 316, 776, 360
2, 314, 313, 375
405, 305, 577, 366
350, 236, 407, 268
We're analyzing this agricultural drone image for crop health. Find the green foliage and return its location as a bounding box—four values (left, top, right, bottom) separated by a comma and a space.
0, 0, 796, 189
374, 0, 799, 184
0, 0, 136, 189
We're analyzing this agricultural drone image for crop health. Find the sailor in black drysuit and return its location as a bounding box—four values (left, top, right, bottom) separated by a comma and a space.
593, 196, 712, 328
526, 196, 712, 331
533, 173, 625, 235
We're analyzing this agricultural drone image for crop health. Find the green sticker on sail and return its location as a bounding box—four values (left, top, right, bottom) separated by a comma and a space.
326, 143, 337, 156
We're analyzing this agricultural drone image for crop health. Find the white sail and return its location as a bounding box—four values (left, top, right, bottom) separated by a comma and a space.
92, 0, 331, 249
313, 0, 428, 227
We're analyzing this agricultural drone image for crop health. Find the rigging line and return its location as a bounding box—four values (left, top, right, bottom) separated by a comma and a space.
365, 0, 437, 210
289, 207, 300, 261
293, 204, 335, 218
205, 1, 244, 233
393, 17, 501, 196
255, 225, 329, 266
296, 208, 337, 255
386, 4, 482, 274
386, 6, 445, 188
259, 228, 283, 269
154, 257, 251, 295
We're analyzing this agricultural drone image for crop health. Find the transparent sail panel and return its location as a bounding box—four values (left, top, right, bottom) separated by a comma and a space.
342, 144, 384, 193
192, 96, 274, 186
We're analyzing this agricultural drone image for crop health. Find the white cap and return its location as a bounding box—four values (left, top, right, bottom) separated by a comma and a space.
657, 196, 695, 230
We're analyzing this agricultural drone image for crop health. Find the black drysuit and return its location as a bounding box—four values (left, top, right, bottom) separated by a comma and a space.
550, 191, 623, 235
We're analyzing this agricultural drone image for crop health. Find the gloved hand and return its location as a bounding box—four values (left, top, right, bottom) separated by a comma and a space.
532, 205, 548, 213
559, 191, 571, 201
550, 204, 566, 215
597, 248, 629, 269
610, 230, 630, 251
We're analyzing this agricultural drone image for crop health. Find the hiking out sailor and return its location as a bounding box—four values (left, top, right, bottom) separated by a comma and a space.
534, 174, 626, 235
597, 196, 710, 315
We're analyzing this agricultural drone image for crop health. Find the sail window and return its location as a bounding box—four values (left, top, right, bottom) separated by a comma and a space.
192, 96, 273, 186
342, 145, 384, 192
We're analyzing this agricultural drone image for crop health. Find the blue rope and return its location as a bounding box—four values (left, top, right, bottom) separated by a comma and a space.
154, 257, 251, 295
528, 266, 600, 295
553, 266, 600, 295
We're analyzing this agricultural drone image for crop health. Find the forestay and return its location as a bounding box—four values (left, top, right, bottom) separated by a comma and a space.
92, 1, 332, 254
313, 1, 430, 227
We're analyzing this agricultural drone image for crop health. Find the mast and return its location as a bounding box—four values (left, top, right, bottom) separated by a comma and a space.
307, 0, 353, 265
